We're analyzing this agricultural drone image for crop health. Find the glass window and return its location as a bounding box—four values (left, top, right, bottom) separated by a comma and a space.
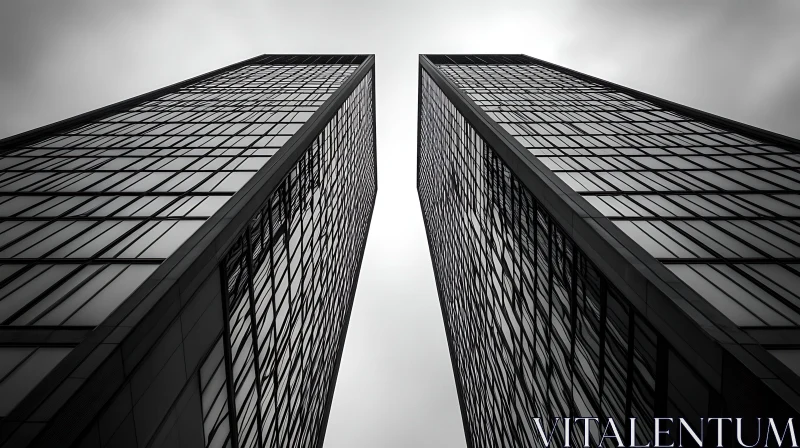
669, 264, 800, 326
668, 265, 764, 326
673, 221, 760, 258
613, 221, 711, 258
0, 196, 49, 216
769, 350, 800, 376
0, 347, 72, 416
51, 264, 158, 326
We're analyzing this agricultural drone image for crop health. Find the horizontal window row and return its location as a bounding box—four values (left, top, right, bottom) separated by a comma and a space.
154, 90, 331, 101
0, 219, 203, 259
668, 263, 800, 327
0, 263, 158, 325
62, 120, 306, 139
0, 170, 256, 193
584, 193, 800, 218
13, 145, 282, 158
517, 132, 781, 152
174, 80, 342, 89
98, 107, 329, 125
476, 99, 657, 112
521, 144, 782, 157
473, 88, 639, 101
186, 83, 345, 92
124, 104, 321, 115
482, 106, 666, 118
0, 194, 228, 219
0, 157, 270, 174
499, 116, 742, 139
0, 155, 271, 172
556, 169, 800, 193
20, 132, 293, 152
139, 96, 331, 107
613, 219, 800, 259
163, 87, 333, 98
442, 64, 629, 90
487, 108, 684, 124
475, 92, 636, 102
540, 154, 799, 171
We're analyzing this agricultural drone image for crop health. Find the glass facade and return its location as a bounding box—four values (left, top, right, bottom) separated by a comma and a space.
0, 62, 356, 329
418, 55, 800, 448
0, 55, 375, 448
435, 62, 800, 328
219, 72, 375, 448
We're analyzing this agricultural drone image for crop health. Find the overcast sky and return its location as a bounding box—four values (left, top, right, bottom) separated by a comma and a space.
1, 1, 800, 447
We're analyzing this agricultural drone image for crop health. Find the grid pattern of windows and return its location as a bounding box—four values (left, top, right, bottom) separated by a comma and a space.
200, 337, 233, 448
435, 63, 800, 328
419, 68, 726, 448
0, 63, 357, 329
0, 62, 359, 423
221, 71, 375, 448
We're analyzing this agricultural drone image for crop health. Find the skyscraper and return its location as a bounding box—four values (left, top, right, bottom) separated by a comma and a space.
418, 54, 800, 447
0, 54, 376, 448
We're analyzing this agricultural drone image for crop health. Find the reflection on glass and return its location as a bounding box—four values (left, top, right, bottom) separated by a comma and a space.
0, 62, 362, 424
437, 63, 800, 329
221, 72, 375, 448
0, 347, 71, 416
419, 69, 720, 447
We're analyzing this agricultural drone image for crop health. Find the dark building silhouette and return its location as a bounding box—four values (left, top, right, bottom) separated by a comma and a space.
0, 54, 376, 448
418, 54, 800, 447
